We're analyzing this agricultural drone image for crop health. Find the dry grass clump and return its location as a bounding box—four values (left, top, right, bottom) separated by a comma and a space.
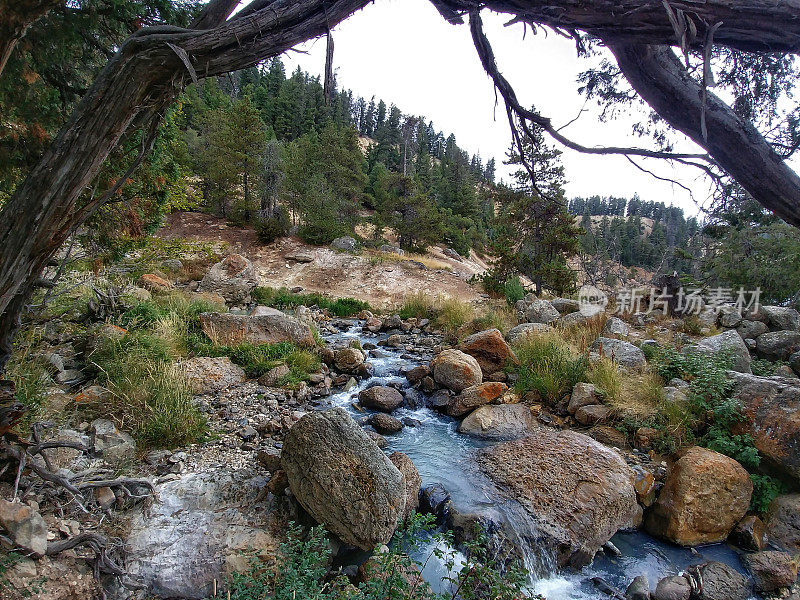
558, 313, 608, 352
510, 331, 588, 404
367, 250, 452, 271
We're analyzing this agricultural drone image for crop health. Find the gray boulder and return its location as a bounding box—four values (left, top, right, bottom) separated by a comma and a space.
687, 561, 751, 600
742, 550, 799, 593
766, 494, 800, 553
568, 382, 598, 414
458, 404, 535, 440
736, 319, 768, 340
763, 305, 800, 331
359, 386, 404, 412
199, 312, 315, 347
693, 329, 752, 373
727, 372, 800, 482
756, 330, 800, 360
625, 575, 651, 600
330, 236, 357, 252
388, 452, 420, 523
197, 254, 258, 305
603, 316, 630, 337
379, 244, 404, 256
506, 322, 552, 344
653, 576, 691, 600
183, 357, 246, 394
91, 419, 135, 463
551, 297, 580, 314
122, 470, 279, 599
524, 299, 561, 324
0, 500, 48, 555
281, 408, 406, 550
590, 337, 646, 368
559, 311, 589, 327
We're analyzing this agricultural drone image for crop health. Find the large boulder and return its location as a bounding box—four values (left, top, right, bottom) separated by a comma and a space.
737, 319, 768, 340
603, 317, 630, 337
654, 575, 691, 600
183, 356, 246, 394
756, 330, 800, 361
122, 470, 280, 599
457, 403, 535, 440
693, 329, 751, 373
334, 347, 365, 372
197, 254, 258, 305
551, 297, 580, 314
524, 299, 561, 324
388, 452, 421, 524
459, 329, 518, 374
590, 337, 646, 368
199, 312, 315, 347
281, 408, 406, 550
645, 446, 752, 546
687, 561, 751, 600
506, 322, 552, 345
447, 382, 507, 417
765, 494, 800, 553
430, 349, 482, 393
359, 386, 404, 413
477, 427, 639, 567
742, 550, 799, 593
727, 371, 800, 481
763, 305, 800, 331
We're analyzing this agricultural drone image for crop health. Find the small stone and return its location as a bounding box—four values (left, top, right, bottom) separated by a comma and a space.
94, 486, 116, 510
237, 426, 258, 441
0, 500, 48, 555
654, 575, 691, 600
369, 413, 403, 434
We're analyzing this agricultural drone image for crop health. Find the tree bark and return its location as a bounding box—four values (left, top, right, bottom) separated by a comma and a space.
607, 42, 800, 227
0, 0, 62, 77
455, 0, 800, 53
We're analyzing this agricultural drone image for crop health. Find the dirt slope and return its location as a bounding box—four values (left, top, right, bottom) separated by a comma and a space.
158, 212, 487, 309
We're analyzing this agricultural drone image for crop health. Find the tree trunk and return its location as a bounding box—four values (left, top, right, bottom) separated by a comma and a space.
607, 42, 800, 227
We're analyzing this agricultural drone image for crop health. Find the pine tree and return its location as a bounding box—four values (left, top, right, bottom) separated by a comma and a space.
491, 121, 582, 295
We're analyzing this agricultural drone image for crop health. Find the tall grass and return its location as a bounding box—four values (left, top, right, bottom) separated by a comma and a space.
511, 332, 588, 403
398, 292, 476, 339
89, 330, 206, 448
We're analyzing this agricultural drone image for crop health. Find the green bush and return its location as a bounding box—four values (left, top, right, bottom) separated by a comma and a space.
255, 212, 290, 244
503, 276, 525, 306
220, 514, 529, 600
751, 358, 786, 376
252, 286, 369, 317
511, 333, 587, 403
750, 474, 788, 515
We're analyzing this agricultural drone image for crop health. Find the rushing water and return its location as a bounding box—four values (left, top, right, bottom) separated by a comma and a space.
322, 321, 752, 599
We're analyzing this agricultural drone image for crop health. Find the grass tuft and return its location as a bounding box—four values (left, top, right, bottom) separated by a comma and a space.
510, 331, 587, 403
252, 287, 369, 317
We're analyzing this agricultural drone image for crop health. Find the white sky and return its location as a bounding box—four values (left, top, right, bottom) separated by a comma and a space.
281, 0, 716, 217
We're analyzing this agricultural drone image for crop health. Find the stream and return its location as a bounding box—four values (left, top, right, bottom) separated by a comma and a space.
321, 320, 752, 599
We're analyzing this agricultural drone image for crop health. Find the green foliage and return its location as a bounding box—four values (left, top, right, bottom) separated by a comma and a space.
503, 276, 525, 306
282, 124, 367, 245
5, 330, 52, 422
220, 514, 530, 600
751, 358, 786, 376
252, 287, 369, 317
255, 211, 290, 244
511, 333, 588, 403
750, 474, 788, 515
704, 426, 761, 470
487, 124, 581, 296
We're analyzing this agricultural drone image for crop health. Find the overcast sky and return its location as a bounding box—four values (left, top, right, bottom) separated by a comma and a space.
281, 0, 715, 216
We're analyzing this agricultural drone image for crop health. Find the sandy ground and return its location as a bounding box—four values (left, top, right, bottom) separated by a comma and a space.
157, 212, 489, 309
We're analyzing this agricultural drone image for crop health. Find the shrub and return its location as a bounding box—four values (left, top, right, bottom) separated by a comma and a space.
255, 212, 290, 244
221, 514, 529, 600
511, 332, 587, 403
751, 358, 785, 376
750, 474, 788, 515
252, 286, 369, 317
503, 276, 525, 306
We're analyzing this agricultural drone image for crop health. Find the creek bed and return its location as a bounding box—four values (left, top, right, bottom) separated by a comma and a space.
322, 321, 752, 599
